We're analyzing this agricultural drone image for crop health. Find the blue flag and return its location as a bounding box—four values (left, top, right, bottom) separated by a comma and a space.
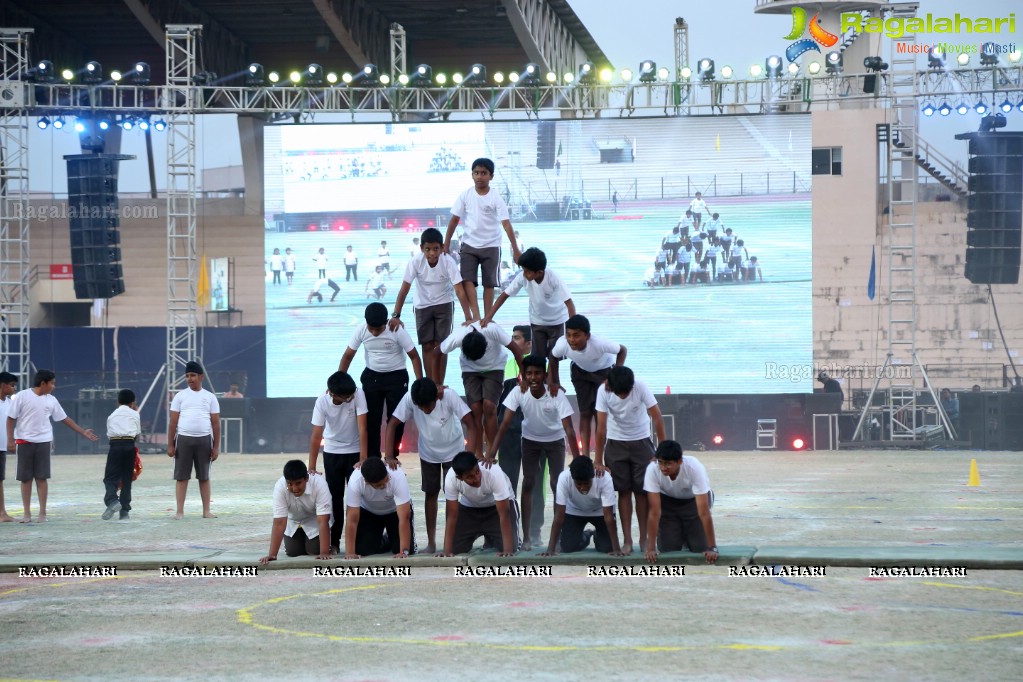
867, 245, 876, 300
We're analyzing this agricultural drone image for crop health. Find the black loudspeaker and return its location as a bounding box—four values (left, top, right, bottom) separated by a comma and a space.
956, 132, 1023, 284
65, 153, 134, 299
536, 121, 556, 170
862, 74, 877, 93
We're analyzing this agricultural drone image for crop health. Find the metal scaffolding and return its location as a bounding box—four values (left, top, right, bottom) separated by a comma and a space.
164, 25, 201, 399
0, 28, 32, 385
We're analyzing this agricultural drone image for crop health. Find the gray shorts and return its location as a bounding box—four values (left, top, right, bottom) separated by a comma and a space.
16, 442, 52, 482
173, 434, 213, 481
415, 302, 454, 345
571, 364, 612, 416
420, 460, 453, 495
463, 370, 504, 407
604, 438, 654, 493
459, 244, 500, 288
530, 324, 564, 361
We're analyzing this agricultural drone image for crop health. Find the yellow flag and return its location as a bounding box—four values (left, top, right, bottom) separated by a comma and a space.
716, 134, 721, 151
197, 252, 210, 307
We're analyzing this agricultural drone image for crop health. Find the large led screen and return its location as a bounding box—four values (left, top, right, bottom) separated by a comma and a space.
264, 116, 812, 397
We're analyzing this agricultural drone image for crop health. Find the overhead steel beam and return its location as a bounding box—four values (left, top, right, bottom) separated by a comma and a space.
501, 0, 587, 77
311, 0, 391, 69
122, 0, 165, 48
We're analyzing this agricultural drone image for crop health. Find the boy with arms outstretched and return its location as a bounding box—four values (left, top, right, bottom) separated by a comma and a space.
388, 227, 473, 385
593, 365, 665, 555
481, 246, 575, 362
548, 314, 627, 458
444, 157, 522, 319
489, 355, 580, 550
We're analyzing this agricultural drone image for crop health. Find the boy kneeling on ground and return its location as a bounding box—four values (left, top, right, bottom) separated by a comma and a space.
260, 460, 333, 564
343, 457, 415, 559
644, 440, 719, 565
437, 451, 519, 557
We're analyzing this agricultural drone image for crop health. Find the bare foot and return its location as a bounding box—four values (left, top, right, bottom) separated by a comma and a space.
0, 513, 15, 522
36, 515, 46, 523
423, 543, 436, 554
202, 512, 218, 518
621, 543, 634, 555
173, 513, 184, 520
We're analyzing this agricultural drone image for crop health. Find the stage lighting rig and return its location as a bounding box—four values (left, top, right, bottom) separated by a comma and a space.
927, 48, 944, 70
83, 61, 103, 84
131, 62, 151, 85
980, 43, 998, 66
765, 55, 782, 78
464, 64, 486, 86
825, 51, 842, 74
520, 63, 541, 86
638, 60, 657, 83
30, 60, 55, 83
577, 62, 596, 84
410, 64, 432, 86
306, 64, 324, 86
698, 58, 714, 81
246, 63, 265, 86
863, 56, 887, 72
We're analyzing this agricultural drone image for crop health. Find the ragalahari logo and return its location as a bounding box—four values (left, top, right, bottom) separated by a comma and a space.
783, 7, 838, 63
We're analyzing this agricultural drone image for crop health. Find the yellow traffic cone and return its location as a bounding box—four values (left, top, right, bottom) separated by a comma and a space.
968, 459, 981, 487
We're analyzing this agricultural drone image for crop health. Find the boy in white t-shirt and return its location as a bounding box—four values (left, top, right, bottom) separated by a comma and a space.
339, 302, 423, 461
489, 355, 579, 550
549, 315, 627, 459
167, 360, 221, 519
259, 460, 333, 564
343, 457, 415, 558
593, 366, 666, 555
284, 247, 296, 285
101, 389, 141, 522
388, 228, 474, 386
385, 377, 476, 554
308, 371, 368, 551
268, 247, 284, 285
444, 157, 523, 320
643, 440, 718, 565
0, 371, 19, 522
438, 451, 520, 556
439, 321, 523, 459
314, 247, 329, 279
7, 369, 98, 523
482, 247, 575, 361
688, 192, 709, 229
541, 455, 623, 556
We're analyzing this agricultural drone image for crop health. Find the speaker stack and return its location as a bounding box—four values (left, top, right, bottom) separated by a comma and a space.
955, 132, 1023, 285
64, 153, 134, 299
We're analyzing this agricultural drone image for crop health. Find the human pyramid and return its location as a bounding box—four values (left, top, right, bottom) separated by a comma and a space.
0, 158, 720, 568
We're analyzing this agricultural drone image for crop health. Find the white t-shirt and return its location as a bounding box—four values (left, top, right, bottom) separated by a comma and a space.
551, 334, 620, 373
378, 246, 391, 261
106, 404, 141, 439
311, 389, 369, 453
403, 252, 461, 308
272, 474, 334, 538
451, 187, 511, 248
285, 254, 296, 273
502, 269, 571, 326
689, 198, 708, 215
555, 469, 616, 516
314, 253, 329, 269
440, 322, 511, 373
0, 397, 11, 450
170, 388, 220, 437
269, 254, 284, 271
502, 387, 574, 442
348, 324, 416, 373
444, 463, 513, 508
344, 250, 358, 265
391, 390, 470, 464
9, 389, 69, 442
642, 457, 711, 499
595, 380, 657, 441
346, 467, 412, 516
366, 271, 385, 290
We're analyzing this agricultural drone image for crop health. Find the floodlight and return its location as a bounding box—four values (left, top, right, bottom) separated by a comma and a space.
638, 59, 656, 83
563, 72, 574, 84
152, 118, 167, 131
577, 62, 595, 84
508, 72, 519, 83
787, 62, 800, 76
825, 51, 842, 74
619, 68, 633, 82
74, 120, 86, 133
749, 64, 763, 78
360, 64, 380, 86
657, 66, 670, 81
974, 100, 988, 115
927, 48, 944, 70
52, 116, 65, 129
679, 66, 692, 80
980, 43, 998, 66
598, 67, 613, 82
245, 63, 265, 86
545, 71, 557, 84
521, 63, 541, 86
938, 102, 952, 116
306, 64, 324, 86
808, 62, 822, 75
98, 118, 111, 130
131, 62, 151, 85
698, 58, 714, 81
921, 102, 935, 116
379, 74, 391, 85
397, 73, 409, 85
121, 117, 134, 130
268, 71, 280, 84
493, 71, 505, 84
1009, 51, 1022, 64
32, 60, 55, 83
289, 70, 302, 84
1000, 98, 1013, 113
465, 63, 486, 86
110, 70, 123, 83
341, 72, 353, 84
37, 116, 49, 129
83, 61, 103, 84
61, 68, 75, 82
863, 56, 887, 71
720, 65, 733, 79
327, 72, 338, 84
956, 101, 970, 115
435, 72, 448, 85
957, 53, 970, 67
765, 55, 782, 78
137, 118, 149, 131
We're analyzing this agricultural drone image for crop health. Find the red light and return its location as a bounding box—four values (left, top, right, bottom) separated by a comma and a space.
712, 434, 724, 446
792, 438, 805, 450
427, 221, 434, 227
386, 221, 393, 228
363, 224, 370, 229
308, 224, 317, 231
